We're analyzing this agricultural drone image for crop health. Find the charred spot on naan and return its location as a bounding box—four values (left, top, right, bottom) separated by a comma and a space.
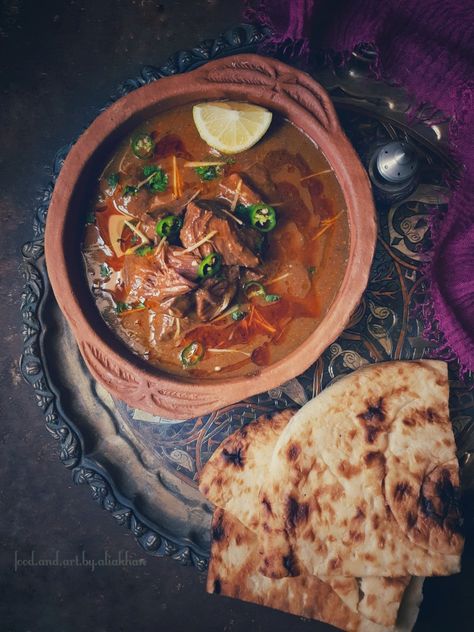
364, 451, 385, 468
285, 496, 310, 531
212, 510, 226, 542
357, 397, 390, 443
286, 442, 301, 462
222, 445, 245, 468
358, 397, 386, 423
406, 511, 417, 529
387, 459, 463, 555
338, 460, 362, 479
348, 529, 365, 544
394, 481, 413, 502
402, 406, 448, 428
282, 548, 301, 576
420, 465, 462, 529
261, 494, 273, 516
343, 506, 367, 546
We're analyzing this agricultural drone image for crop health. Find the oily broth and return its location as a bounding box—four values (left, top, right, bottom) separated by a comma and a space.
82, 103, 350, 378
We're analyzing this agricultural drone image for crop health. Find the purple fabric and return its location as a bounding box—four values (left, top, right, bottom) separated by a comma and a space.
245, 0, 474, 373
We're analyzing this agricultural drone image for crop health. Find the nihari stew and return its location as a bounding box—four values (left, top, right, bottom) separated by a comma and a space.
82, 102, 349, 378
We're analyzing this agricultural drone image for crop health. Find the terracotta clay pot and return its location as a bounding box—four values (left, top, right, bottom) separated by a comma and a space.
45, 54, 376, 420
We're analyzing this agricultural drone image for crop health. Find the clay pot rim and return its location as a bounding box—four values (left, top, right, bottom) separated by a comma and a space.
45, 54, 376, 419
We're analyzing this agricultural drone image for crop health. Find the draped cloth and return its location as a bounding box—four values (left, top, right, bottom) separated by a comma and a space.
244, 0, 474, 373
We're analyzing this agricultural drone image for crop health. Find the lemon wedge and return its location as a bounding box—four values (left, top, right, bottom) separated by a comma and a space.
192, 101, 272, 154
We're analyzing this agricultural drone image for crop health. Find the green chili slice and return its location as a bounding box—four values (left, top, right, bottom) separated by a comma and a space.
155, 215, 183, 239
248, 203, 277, 232
243, 280, 266, 299
180, 341, 205, 367
131, 133, 155, 159
198, 253, 222, 279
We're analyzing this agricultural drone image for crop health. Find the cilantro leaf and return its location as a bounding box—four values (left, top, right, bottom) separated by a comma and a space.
135, 245, 154, 256
123, 185, 138, 197
100, 263, 111, 278
264, 293, 280, 303
143, 165, 158, 177
231, 309, 246, 321
107, 172, 119, 188
194, 165, 222, 181
149, 169, 168, 192
115, 302, 130, 314
143, 165, 168, 192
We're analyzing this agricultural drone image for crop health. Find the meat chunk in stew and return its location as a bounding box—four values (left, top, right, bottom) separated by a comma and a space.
180, 202, 260, 268
195, 266, 240, 322
122, 249, 196, 304
218, 173, 262, 207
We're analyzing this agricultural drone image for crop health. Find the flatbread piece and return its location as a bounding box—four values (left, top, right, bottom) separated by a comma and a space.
257, 361, 463, 578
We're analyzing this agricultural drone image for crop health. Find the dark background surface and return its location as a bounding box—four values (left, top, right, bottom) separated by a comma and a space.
0, 1, 472, 631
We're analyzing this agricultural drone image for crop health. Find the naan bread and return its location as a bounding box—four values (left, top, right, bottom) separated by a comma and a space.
208, 509, 421, 632
258, 360, 463, 578
200, 410, 410, 627
199, 409, 296, 531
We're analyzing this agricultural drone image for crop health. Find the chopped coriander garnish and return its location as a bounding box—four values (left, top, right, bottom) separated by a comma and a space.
100, 263, 111, 278
130, 234, 139, 245
85, 212, 96, 225
115, 301, 146, 315
135, 244, 154, 256
143, 165, 158, 177
308, 266, 316, 276
115, 302, 130, 314
194, 165, 222, 181
231, 309, 246, 321
143, 165, 168, 192
123, 184, 138, 197
265, 293, 280, 303
107, 172, 119, 188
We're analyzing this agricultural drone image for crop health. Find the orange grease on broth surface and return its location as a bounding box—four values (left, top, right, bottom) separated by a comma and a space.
82, 103, 349, 379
